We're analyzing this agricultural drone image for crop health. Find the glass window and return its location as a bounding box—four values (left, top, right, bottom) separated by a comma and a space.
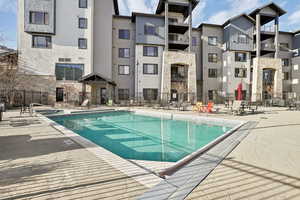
118, 89, 130, 100
208, 36, 217, 46
119, 29, 130, 40
118, 65, 130, 75
238, 34, 248, 44
208, 69, 218, 78
235, 52, 247, 62
143, 46, 158, 57
119, 48, 130, 58
143, 64, 158, 75
79, 18, 87, 29
284, 72, 289, 80
79, 0, 87, 8
208, 53, 218, 63
30, 11, 49, 25
144, 25, 156, 35
143, 89, 158, 101
235, 68, 247, 78
168, 18, 178, 23
282, 58, 289, 67
32, 35, 52, 48
192, 37, 197, 46
78, 38, 87, 49
55, 63, 84, 81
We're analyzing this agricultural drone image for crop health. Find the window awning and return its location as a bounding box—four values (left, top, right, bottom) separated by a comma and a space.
79, 72, 116, 86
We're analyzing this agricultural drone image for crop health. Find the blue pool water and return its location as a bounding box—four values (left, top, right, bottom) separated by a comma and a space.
49, 111, 232, 162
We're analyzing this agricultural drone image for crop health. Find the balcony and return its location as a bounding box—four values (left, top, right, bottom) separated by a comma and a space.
169, 22, 189, 34
254, 25, 275, 40
168, 34, 189, 50
171, 74, 187, 82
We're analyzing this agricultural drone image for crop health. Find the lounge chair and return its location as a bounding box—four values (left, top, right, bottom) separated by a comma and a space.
106, 99, 113, 107
230, 100, 243, 115
193, 102, 203, 112
81, 99, 90, 109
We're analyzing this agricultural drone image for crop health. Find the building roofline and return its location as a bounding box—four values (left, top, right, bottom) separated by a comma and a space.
155, 0, 199, 15
198, 23, 223, 29
113, 0, 119, 15
131, 12, 164, 22
249, 2, 286, 17
113, 15, 132, 20
294, 30, 300, 35
223, 13, 256, 27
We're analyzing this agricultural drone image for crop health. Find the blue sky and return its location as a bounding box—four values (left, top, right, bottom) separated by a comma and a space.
0, 0, 299, 49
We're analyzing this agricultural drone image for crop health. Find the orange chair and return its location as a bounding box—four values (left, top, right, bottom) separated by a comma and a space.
203, 102, 214, 113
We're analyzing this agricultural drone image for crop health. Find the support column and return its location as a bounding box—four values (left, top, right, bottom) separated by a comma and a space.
274, 15, 279, 58
256, 14, 261, 57
164, 1, 169, 51
188, 2, 192, 52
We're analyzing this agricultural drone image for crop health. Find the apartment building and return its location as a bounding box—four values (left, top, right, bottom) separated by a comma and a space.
18, 0, 300, 105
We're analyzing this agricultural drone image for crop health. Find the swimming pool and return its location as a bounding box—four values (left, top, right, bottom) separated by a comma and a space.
49, 111, 233, 162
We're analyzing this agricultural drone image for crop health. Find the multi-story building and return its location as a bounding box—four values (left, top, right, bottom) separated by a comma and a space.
17, 0, 300, 105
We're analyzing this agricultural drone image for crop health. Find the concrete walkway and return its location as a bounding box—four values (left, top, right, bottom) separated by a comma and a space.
186, 108, 300, 200
0, 111, 148, 200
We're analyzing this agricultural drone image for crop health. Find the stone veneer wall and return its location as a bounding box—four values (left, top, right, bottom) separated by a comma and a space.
17, 74, 57, 105
252, 57, 283, 102
161, 51, 197, 103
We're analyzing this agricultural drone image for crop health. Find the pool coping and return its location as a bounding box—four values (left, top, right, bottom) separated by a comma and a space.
137, 121, 258, 200
39, 112, 163, 189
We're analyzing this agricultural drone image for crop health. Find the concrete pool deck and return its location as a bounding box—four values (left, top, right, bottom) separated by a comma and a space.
1, 107, 300, 199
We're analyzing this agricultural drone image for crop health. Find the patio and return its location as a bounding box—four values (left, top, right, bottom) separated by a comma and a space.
1, 107, 300, 199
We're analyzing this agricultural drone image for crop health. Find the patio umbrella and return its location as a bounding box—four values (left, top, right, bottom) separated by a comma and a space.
237, 83, 243, 100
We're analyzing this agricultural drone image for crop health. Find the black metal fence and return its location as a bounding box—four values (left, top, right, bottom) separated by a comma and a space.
0, 90, 49, 107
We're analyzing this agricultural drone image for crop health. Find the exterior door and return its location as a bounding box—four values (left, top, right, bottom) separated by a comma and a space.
56, 88, 64, 102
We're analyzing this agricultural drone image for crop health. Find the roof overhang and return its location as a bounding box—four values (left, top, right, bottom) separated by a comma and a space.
156, 0, 199, 18
249, 2, 286, 18
79, 73, 116, 86
113, 0, 119, 15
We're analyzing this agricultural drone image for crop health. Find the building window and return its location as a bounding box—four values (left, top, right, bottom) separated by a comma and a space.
208, 36, 217, 46
208, 53, 218, 63
237, 34, 247, 44
79, 0, 87, 8
118, 89, 130, 100
235, 68, 247, 78
143, 89, 158, 101
118, 65, 130, 75
78, 38, 87, 49
119, 48, 130, 58
284, 72, 289, 80
282, 59, 289, 67
55, 63, 84, 81
235, 52, 247, 62
168, 18, 178, 23
143, 46, 158, 57
208, 69, 218, 78
144, 25, 156, 35
32, 35, 52, 48
29, 11, 49, 25
143, 64, 158, 75
78, 18, 87, 29
208, 90, 214, 101
119, 29, 130, 40
280, 43, 289, 51
192, 37, 197, 46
